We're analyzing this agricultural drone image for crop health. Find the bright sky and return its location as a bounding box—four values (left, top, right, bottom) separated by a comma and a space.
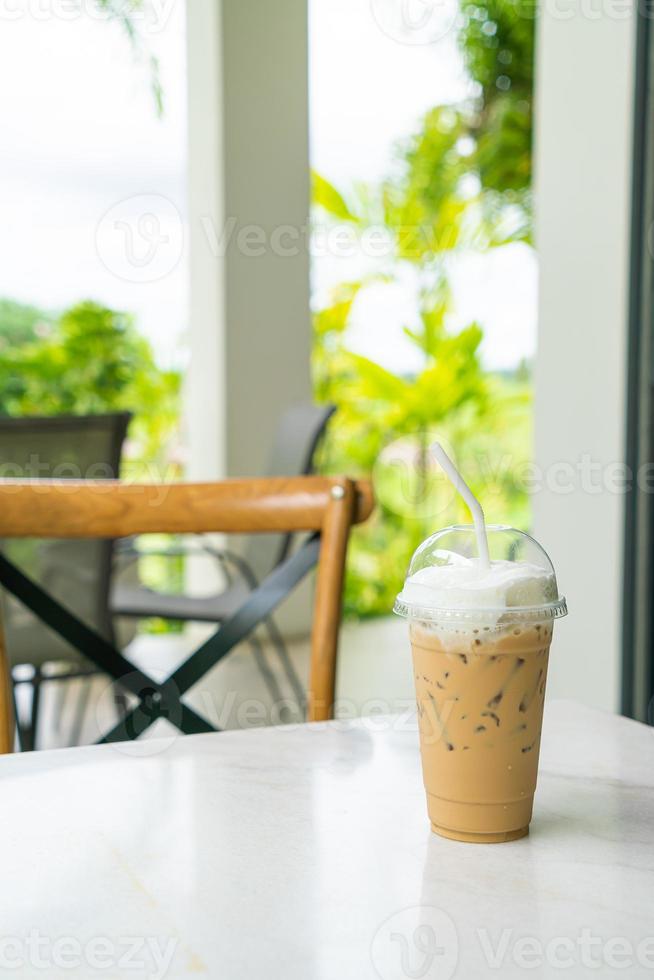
310, 0, 470, 185
0, 0, 536, 374
0, 0, 188, 368
309, 0, 538, 374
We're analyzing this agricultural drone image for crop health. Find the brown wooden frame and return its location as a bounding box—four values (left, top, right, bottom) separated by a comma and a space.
0, 476, 374, 753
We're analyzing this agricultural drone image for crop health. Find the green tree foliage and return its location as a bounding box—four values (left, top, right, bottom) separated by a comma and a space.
384, 108, 472, 260
0, 300, 55, 350
312, 3, 535, 616
381, 3, 536, 257
0, 300, 181, 476
458, 0, 535, 197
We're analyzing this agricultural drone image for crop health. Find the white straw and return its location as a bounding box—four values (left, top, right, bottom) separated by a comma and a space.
432, 442, 490, 569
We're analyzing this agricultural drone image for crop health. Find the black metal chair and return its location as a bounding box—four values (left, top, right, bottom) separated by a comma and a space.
110, 402, 336, 708
0, 413, 132, 749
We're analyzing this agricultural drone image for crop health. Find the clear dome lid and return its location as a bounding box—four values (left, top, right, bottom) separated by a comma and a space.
394, 524, 567, 626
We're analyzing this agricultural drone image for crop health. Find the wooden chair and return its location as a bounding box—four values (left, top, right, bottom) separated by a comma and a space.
0, 476, 373, 753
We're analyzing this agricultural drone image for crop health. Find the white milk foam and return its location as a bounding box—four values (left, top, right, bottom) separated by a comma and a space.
398, 553, 557, 615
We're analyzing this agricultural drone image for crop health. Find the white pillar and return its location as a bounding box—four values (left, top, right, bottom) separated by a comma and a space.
533, 9, 637, 711
185, 0, 312, 482
185, 0, 225, 481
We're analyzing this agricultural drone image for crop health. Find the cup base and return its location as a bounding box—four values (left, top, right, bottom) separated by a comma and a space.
426, 793, 534, 843
431, 822, 529, 844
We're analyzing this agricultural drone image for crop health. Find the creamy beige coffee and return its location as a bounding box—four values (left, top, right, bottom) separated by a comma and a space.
394, 524, 567, 844
411, 621, 552, 843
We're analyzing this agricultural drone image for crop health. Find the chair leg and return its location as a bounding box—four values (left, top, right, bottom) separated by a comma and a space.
248, 634, 285, 716
68, 676, 93, 747
27, 667, 43, 752
12, 683, 25, 753
51, 676, 68, 734
0, 632, 14, 755
15, 667, 43, 753
263, 616, 305, 710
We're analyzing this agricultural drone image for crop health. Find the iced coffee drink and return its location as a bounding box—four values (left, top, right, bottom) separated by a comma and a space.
396, 517, 567, 844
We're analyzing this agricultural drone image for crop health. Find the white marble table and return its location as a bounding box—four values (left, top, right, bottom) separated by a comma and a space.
0, 701, 652, 979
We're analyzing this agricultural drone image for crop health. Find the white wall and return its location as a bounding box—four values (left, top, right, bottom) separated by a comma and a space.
186, 0, 225, 481
185, 0, 312, 482
533, 9, 637, 711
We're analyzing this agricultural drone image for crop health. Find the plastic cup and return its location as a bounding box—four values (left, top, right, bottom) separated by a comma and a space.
394, 525, 567, 844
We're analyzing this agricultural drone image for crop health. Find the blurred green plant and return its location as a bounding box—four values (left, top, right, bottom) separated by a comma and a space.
0, 299, 183, 633
311, 0, 535, 617
0, 299, 55, 350
0, 299, 181, 478
459, 0, 534, 201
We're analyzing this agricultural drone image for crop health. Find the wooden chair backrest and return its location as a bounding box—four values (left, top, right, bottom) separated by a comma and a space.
0, 476, 374, 753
